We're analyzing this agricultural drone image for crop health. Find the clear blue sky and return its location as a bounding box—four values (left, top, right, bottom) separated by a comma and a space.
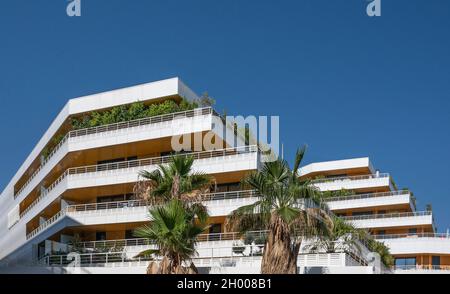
0, 1, 449, 230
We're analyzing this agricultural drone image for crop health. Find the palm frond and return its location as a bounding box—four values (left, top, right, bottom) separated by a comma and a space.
134, 249, 160, 258
292, 145, 307, 179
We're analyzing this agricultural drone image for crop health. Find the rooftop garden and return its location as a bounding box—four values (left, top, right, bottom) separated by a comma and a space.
41, 94, 215, 160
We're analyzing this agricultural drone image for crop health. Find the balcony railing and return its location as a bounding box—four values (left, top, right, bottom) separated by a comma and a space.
75, 232, 365, 263
25, 190, 261, 240
201, 190, 259, 201
342, 211, 432, 221
39, 248, 367, 268
67, 145, 257, 175
325, 190, 410, 202
66, 200, 148, 213
39, 252, 152, 267
19, 145, 258, 220
26, 209, 68, 240
24, 190, 329, 241
77, 231, 269, 249
311, 173, 390, 184
14, 107, 216, 199
373, 233, 450, 240
394, 265, 450, 271
20, 170, 70, 219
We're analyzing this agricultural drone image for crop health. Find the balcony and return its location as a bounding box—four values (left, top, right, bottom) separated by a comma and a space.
326, 191, 414, 211
342, 211, 434, 229
25, 190, 260, 240
36, 229, 370, 267
17, 146, 259, 229
394, 265, 450, 274
312, 173, 393, 192
39, 250, 368, 274
373, 233, 450, 255
14, 107, 222, 202
26, 189, 326, 242
77, 231, 268, 250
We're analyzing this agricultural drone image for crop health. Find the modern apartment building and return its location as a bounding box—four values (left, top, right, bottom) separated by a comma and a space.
0, 77, 448, 274
299, 158, 450, 274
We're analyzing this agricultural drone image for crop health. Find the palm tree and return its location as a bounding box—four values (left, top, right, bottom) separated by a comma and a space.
306, 216, 362, 254
134, 199, 209, 274
134, 155, 213, 274
359, 230, 394, 268
138, 155, 213, 203
369, 241, 394, 268
227, 146, 333, 274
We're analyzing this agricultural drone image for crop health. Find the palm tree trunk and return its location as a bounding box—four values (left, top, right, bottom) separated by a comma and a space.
261, 213, 298, 274
172, 174, 180, 199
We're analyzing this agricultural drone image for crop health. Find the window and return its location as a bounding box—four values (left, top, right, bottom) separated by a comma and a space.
215, 183, 241, 193
227, 183, 240, 192
160, 151, 190, 157
37, 242, 46, 259
326, 174, 347, 178
97, 158, 125, 165
208, 224, 222, 241
378, 230, 386, 235
125, 230, 134, 240
215, 184, 228, 193
209, 224, 222, 234
395, 257, 416, 270
96, 232, 107, 241
97, 194, 133, 203
160, 151, 174, 157
432, 256, 440, 267
352, 211, 373, 217
408, 228, 418, 234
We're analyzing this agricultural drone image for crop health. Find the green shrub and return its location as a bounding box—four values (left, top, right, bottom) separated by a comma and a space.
321, 189, 355, 198
41, 99, 203, 160
71, 98, 200, 131
366, 238, 394, 267
41, 133, 67, 160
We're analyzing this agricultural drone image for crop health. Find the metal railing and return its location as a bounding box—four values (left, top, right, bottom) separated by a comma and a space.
20, 170, 70, 219
66, 200, 148, 213
394, 265, 450, 271
76, 231, 269, 250
14, 107, 215, 199
69, 107, 214, 138
79, 238, 153, 249
67, 145, 257, 175
26, 209, 68, 240
201, 190, 259, 201
19, 145, 258, 220
311, 173, 390, 184
325, 190, 410, 202
25, 191, 327, 242
74, 233, 367, 265
39, 252, 148, 267
373, 233, 450, 240
24, 191, 261, 240
342, 211, 432, 221
39, 248, 367, 268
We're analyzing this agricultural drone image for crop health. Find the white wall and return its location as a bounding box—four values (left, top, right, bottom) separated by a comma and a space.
327, 194, 411, 211
379, 237, 450, 255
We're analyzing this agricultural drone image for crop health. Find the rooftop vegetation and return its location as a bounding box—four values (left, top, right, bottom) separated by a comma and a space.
40, 94, 215, 161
